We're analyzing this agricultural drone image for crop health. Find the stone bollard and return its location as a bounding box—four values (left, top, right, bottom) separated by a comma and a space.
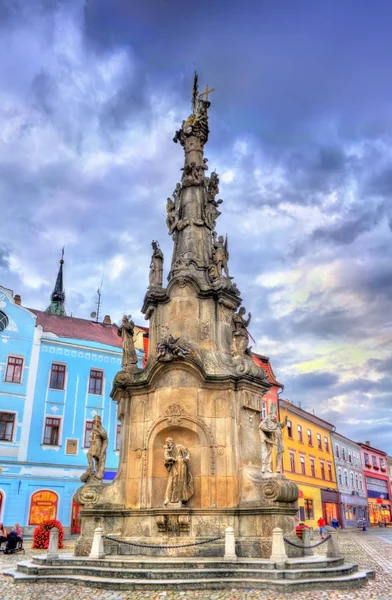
47, 527, 59, 560
326, 529, 342, 559
270, 527, 288, 568
224, 527, 237, 561
89, 526, 105, 559
302, 528, 313, 556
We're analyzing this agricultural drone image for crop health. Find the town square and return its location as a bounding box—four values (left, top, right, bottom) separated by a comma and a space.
0, 0, 392, 598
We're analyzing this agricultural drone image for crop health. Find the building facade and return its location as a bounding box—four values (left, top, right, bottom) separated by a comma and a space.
0, 265, 146, 533
359, 442, 391, 525
331, 432, 367, 527
279, 400, 339, 529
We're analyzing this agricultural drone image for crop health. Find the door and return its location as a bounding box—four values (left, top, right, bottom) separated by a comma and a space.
71, 495, 82, 534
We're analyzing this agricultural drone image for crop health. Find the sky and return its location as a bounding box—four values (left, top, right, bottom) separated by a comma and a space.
0, 0, 392, 452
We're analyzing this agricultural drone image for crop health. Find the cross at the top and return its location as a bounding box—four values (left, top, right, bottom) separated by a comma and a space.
199, 84, 215, 102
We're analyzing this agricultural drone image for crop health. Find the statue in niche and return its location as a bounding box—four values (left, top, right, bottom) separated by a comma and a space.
231, 307, 252, 357
212, 231, 230, 278
259, 409, 288, 474
163, 437, 195, 506
80, 415, 108, 482
149, 240, 164, 287
118, 315, 138, 367
157, 335, 190, 360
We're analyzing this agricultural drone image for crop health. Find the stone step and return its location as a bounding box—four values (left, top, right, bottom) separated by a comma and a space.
4, 570, 372, 591
15, 562, 359, 581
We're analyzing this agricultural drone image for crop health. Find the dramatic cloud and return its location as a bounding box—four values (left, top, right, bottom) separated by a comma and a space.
0, 0, 391, 452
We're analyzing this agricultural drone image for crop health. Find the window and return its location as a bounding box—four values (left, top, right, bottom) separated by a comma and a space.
338, 468, 342, 485
355, 474, 359, 488
300, 455, 306, 475
348, 450, 352, 463
359, 475, 363, 490
344, 470, 348, 486
307, 429, 313, 446
5, 356, 23, 383
84, 421, 93, 448
65, 439, 78, 455
364, 453, 369, 466
89, 369, 103, 395
289, 452, 296, 473
29, 490, 58, 525
43, 417, 60, 445
372, 455, 377, 467
0, 310, 9, 332
380, 458, 384, 469
320, 461, 325, 480
328, 463, 333, 481
342, 447, 346, 460
310, 457, 315, 478
261, 402, 267, 419
335, 444, 340, 458
324, 436, 329, 452
50, 364, 66, 390
304, 499, 314, 520
0, 412, 15, 441
115, 424, 121, 451
350, 472, 354, 487
287, 420, 293, 439
317, 433, 322, 450
297, 424, 303, 443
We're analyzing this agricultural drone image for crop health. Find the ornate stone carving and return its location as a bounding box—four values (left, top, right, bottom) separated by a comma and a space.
164, 404, 186, 424
173, 78, 210, 148
163, 437, 195, 506
149, 240, 164, 287
212, 231, 230, 278
203, 171, 223, 230
75, 484, 101, 507
80, 415, 108, 482
259, 408, 288, 474
117, 315, 138, 368
231, 307, 252, 357
200, 320, 210, 340
157, 335, 190, 361
181, 161, 206, 187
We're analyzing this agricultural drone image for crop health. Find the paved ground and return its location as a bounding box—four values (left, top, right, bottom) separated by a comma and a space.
1, 529, 392, 600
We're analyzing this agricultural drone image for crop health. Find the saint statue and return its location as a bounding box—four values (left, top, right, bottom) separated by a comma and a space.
163, 437, 195, 506
81, 415, 108, 481
117, 315, 138, 368
259, 411, 288, 474
231, 307, 252, 357
149, 240, 164, 287
212, 231, 230, 278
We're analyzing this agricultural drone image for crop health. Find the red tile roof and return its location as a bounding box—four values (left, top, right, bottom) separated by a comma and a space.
30, 309, 123, 348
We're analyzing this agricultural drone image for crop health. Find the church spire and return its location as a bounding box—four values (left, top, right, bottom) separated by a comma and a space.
45, 248, 66, 316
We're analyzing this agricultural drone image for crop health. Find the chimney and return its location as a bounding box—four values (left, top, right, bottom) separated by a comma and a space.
365, 440, 370, 446
103, 315, 111, 325
14, 294, 21, 305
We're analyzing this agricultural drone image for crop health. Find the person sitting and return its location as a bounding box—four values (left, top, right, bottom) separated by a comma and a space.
0, 523, 7, 549
14, 522, 23, 549
4, 529, 18, 554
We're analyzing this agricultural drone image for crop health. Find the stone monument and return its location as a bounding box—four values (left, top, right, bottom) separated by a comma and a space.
75, 74, 299, 557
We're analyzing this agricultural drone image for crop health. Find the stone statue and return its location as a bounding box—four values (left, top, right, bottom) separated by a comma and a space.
259, 411, 288, 474
166, 198, 177, 234
157, 335, 190, 360
231, 307, 252, 357
117, 315, 138, 367
81, 415, 108, 482
163, 437, 195, 506
181, 161, 205, 187
212, 231, 230, 278
149, 240, 164, 287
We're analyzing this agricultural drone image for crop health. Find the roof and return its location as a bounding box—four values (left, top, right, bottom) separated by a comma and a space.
30, 309, 123, 348
279, 399, 336, 432
357, 441, 387, 456
252, 352, 283, 388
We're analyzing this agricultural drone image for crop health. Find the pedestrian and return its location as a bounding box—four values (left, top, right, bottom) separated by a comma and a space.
331, 517, 339, 529
0, 523, 7, 549
317, 515, 326, 539
4, 528, 18, 554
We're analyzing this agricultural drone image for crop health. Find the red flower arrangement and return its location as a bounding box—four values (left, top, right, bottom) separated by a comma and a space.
381, 467, 387, 472
32, 520, 64, 550
373, 465, 380, 471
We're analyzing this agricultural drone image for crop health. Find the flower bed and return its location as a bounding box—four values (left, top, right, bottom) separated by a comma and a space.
32, 519, 64, 549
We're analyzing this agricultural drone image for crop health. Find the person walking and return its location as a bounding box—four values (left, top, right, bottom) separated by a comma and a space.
317, 515, 326, 539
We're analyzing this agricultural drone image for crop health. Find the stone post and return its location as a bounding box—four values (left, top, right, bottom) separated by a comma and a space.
89, 526, 105, 559
302, 528, 313, 556
326, 529, 341, 559
269, 527, 288, 567
47, 527, 59, 560
224, 527, 237, 561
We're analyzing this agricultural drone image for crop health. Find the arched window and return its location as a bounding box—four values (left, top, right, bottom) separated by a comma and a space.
0, 311, 8, 332
338, 468, 342, 485
29, 490, 58, 525
350, 472, 354, 487
344, 470, 348, 486
359, 475, 363, 490
355, 474, 358, 488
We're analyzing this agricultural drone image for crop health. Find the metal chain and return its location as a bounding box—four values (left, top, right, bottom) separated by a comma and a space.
103, 534, 223, 549
283, 534, 331, 549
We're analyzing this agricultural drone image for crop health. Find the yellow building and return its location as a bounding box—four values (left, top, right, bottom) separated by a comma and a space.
279, 400, 340, 529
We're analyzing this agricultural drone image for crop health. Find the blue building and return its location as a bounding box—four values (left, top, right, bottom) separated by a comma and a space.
0, 258, 145, 533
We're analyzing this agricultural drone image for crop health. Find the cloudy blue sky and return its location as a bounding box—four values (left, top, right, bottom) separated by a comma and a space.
1, 0, 392, 452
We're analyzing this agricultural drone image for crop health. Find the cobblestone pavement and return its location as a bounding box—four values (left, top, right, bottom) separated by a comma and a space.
1, 531, 392, 600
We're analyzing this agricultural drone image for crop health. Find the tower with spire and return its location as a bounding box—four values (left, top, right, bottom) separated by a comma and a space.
45, 249, 66, 316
